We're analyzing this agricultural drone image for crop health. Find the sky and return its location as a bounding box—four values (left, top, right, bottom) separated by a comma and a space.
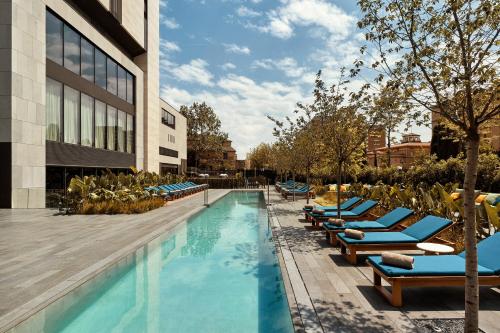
158, 0, 431, 158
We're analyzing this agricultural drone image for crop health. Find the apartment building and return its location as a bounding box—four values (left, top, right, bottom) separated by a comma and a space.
0, 0, 187, 208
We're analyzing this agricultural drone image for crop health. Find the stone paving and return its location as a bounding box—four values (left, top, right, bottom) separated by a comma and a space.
270, 190, 500, 333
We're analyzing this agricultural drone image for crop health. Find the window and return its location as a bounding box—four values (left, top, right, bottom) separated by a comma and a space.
107, 106, 117, 150
127, 114, 134, 153
46, 11, 63, 65
117, 66, 126, 100
46, 78, 62, 141
110, 0, 122, 21
159, 147, 178, 158
63, 25, 80, 74
126, 72, 134, 104
95, 49, 107, 89
81, 93, 93, 147
162, 109, 175, 129
64, 86, 79, 144
81, 38, 94, 82
107, 58, 118, 95
117, 110, 126, 152
95, 100, 106, 149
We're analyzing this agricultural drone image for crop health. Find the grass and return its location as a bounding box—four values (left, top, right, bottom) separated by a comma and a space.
78, 198, 165, 214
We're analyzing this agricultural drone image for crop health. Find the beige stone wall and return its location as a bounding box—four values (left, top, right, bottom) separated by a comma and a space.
158, 99, 187, 168
4, 0, 46, 208
136, 0, 160, 173
121, 0, 145, 47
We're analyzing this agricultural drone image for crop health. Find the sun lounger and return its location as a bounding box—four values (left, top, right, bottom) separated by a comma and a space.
366, 232, 500, 306
323, 207, 414, 245
302, 196, 362, 218
306, 200, 378, 226
336, 215, 453, 264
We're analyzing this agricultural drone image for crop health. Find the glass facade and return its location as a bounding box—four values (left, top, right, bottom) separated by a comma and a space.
107, 106, 117, 151
117, 111, 126, 152
45, 10, 135, 104
46, 78, 62, 142
81, 93, 94, 147
64, 86, 79, 144
95, 101, 106, 149
107, 58, 118, 95
81, 38, 94, 82
117, 66, 126, 100
63, 25, 80, 74
127, 114, 134, 153
46, 11, 63, 65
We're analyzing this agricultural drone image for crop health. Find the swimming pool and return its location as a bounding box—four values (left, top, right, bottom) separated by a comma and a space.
15, 191, 294, 333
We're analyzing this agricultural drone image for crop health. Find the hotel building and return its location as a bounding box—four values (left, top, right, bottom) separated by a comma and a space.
0, 0, 187, 208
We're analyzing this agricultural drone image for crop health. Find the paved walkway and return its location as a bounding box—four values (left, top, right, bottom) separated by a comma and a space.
0, 189, 230, 332
270, 191, 500, 333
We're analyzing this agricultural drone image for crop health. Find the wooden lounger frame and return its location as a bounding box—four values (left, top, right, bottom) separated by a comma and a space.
309, 211, 377, 228
368, 264, 500, 306
282, 190, 315, 199
336, 223, 454, 264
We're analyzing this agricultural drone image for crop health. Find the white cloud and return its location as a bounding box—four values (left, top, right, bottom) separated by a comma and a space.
252, 0, 356, 40
236, 6, 261, 17
252, 57, 306, 78
221, 62, 236, 70
160, 39, 181, 54
163, 17, 180, 29
160, 74, 311, 156
223, 43, 251, 55
161, 59, 214, 87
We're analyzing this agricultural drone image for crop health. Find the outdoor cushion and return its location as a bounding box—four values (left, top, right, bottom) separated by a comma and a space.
376, 207, 414, 228
314, 197, 361, 211
350, 200, 377, 215
458, 232, 500, 274
484, 193, 500, 205
324, 221, 386, 231
475, 194, 487, 204
337, 231, 418, 244
401, 215, 452, 242
367, 255, 495, 277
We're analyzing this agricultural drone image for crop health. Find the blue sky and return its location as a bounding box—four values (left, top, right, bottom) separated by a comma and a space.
158, 0, 431, 157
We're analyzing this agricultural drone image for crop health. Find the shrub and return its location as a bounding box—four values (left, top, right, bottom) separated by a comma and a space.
79, 198, 165, 214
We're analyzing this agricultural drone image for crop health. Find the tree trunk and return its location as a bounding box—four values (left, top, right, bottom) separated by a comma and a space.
464, 135, 480, 333
306, 165, 310, 204
387, 129, 391, 167
336, 162, 342, 219
292, 173, 296, 202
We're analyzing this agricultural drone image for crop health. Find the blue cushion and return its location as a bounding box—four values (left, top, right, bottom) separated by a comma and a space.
367, 255, 495, 277
337, 231, 418, 244
376, 207, 414, 228
458, 232, 500, 274
338, 197, 362, 210
351, 200, 377, 215
324, 221, 386, 231
402, 215, 452, 242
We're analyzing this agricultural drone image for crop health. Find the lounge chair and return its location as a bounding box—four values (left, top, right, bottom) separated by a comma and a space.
306, 200, 378, 226
366, 232, 500, 306
282, 185, 314, 199
323, 207, 414, 246
302, 196, 362, 217
336, 215, 453, 264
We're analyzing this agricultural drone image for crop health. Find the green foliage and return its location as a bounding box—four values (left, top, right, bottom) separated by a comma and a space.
355, 153, 500, 192
66, 169, 184, 214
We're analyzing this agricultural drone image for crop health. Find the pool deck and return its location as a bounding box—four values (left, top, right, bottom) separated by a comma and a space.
1, 188, 499, 333
0, 189, 231, 332
269, 190, 500, 333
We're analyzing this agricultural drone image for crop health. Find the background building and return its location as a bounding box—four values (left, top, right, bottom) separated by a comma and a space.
367, 133, 431, 169
188, 139, 238, 173
159, 99, 187, 175
0, 0, 186, 208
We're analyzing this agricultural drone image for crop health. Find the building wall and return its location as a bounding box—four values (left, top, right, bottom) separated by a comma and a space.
159, 99, 187, 172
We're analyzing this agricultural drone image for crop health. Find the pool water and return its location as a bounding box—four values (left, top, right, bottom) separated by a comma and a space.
20, 191, 293, 333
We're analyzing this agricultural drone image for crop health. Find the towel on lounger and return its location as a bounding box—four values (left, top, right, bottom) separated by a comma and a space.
345, 229, 364, 239
381, 252, 414, 269
312, 209, 325, 215
328, 218, 344, 227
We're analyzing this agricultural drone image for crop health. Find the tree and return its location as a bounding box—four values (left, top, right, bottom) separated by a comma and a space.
358, 1, 499, 331
180, 102, 228, 170
312, 69, 375, 217
373, 83, 409, 167
247, 143, 273, 169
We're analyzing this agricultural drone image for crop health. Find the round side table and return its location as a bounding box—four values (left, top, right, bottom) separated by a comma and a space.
417, 242, 454, 255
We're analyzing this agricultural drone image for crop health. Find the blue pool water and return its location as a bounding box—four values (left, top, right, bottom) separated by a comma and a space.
24, 191, 293, 333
